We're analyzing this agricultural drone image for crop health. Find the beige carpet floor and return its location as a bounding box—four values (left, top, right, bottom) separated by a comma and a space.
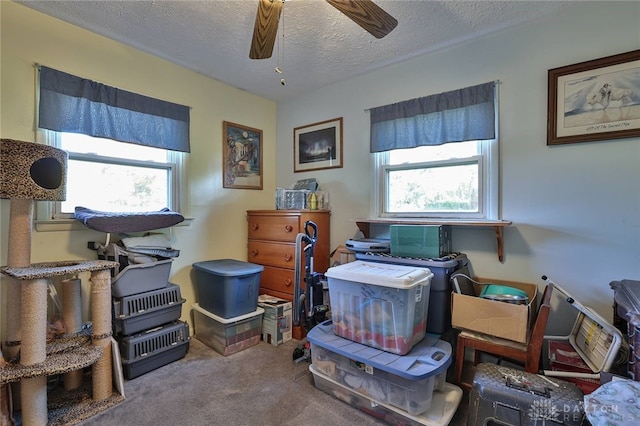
71, 336, 469, 426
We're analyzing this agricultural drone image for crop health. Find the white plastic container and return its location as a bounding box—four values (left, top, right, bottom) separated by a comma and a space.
325, 260, 433, 355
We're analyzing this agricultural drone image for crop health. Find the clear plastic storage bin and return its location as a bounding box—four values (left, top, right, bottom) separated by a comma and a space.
309, 365, 462, 426
193, 303, 264, 356
325, 260, 433, 355
307, 321, 451, 415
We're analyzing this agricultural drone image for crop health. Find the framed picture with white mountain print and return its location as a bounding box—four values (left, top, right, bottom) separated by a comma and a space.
547, 49, 640, 145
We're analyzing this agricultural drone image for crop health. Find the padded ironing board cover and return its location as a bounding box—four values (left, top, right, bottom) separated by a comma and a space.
74, 206, 184, 233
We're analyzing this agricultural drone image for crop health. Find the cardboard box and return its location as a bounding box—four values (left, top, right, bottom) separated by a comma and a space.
329, 245, 356, 267
451, 277, 538, 344
258, 294, 292, 346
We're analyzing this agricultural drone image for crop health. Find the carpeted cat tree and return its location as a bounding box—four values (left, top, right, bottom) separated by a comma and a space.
0, 139, 121, 425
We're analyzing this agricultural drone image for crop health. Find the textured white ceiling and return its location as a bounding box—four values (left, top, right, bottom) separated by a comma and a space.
18, 0, 569, 102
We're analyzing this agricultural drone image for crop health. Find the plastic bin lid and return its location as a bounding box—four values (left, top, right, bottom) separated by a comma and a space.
192, 259, 264, 276
325, 260, 433, 289
307, 321, 451, 380
355, 252, 467, 268
193, 303, 264, 324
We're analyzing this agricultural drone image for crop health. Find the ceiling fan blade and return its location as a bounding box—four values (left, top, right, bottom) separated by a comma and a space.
250, 0, 283, 59
326, 0, 397, 39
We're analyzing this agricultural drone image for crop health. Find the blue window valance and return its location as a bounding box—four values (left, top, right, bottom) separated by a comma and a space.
369, 81, 495, 153
38, 66, 191, 153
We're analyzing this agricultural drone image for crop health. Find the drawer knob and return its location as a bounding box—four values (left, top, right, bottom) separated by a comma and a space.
284, 254, 292, 262
284, 225, 293, 233
251, 223, 259, 231
250, 249, 259, 257
285, 278, 292, 287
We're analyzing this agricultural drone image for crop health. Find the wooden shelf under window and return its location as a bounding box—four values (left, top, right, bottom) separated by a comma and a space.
354, 218, 512, 262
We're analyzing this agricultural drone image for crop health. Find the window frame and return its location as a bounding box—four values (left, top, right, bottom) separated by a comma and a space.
372, 138, 499, 220
36, 129, 187, 223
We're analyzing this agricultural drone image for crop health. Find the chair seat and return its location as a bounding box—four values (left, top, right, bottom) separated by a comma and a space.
458, 330, 528, 352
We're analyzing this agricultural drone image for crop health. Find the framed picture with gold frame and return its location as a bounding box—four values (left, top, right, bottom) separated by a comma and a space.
294, 117, 343, 172
223, 121, 263, 189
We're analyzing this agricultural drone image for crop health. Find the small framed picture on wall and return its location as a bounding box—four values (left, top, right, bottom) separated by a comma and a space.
223, 121, 263, 189
293, 117, 343, 172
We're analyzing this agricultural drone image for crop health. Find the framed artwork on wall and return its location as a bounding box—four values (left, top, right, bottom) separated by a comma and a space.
294, 117, 343, 172
223, 121, 263, 189
547, 49, 640, 145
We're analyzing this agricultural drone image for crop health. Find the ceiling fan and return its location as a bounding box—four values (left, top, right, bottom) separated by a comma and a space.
249, 0, 398, 60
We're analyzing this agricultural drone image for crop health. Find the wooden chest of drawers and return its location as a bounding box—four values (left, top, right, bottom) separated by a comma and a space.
246, 209, 330, 302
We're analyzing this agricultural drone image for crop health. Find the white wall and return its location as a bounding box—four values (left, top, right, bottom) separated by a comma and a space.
276, 1, 640, 329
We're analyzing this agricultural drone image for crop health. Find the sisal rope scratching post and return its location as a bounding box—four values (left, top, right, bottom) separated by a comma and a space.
62, 278, 83, 390
5, 198, 33, 411
5, 198, 32, 359
90, 269, 113, 401
20, 278, 49, 425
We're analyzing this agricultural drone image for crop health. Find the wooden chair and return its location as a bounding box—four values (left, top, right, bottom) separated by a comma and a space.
454, 282, 554, 391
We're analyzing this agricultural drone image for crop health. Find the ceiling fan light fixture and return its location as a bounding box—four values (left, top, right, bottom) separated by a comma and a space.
249, 0, 396, 60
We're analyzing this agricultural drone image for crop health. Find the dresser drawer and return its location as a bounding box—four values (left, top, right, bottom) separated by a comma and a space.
260, 265, 297, 295
248, 215, 299, 242
248, 241, 297, 269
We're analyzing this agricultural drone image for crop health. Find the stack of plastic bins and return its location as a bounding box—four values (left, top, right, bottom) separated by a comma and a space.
111, 258, 190, 379
191, 259, 264, 355
317, 261, 463, 424
307, 322, 462, 425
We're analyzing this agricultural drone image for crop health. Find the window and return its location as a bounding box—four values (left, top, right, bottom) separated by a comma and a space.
35, 66, 190, 223
373, 139, 498, 219
38, 130, 186, 220
369, 81, 498, 220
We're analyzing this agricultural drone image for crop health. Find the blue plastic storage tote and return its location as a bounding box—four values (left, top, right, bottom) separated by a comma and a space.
192, 259, 263, 318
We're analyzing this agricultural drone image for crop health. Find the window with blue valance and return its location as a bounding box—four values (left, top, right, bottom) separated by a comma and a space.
38, 66, 191, 153
369, 81, 496, 153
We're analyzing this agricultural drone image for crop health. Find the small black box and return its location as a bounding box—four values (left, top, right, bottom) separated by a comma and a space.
468, 363, 585, 426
